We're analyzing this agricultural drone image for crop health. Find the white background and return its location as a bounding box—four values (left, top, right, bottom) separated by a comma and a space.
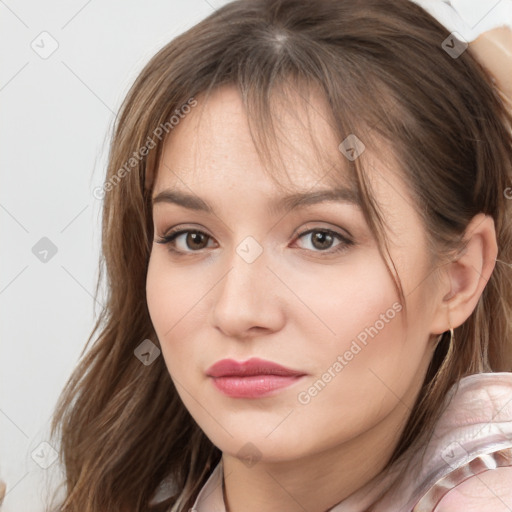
0, 1, 230, 510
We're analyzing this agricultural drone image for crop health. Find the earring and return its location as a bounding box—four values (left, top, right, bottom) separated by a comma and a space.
435, 328, 453, 347
445, 326, 455, 360
434, 326, 455, 378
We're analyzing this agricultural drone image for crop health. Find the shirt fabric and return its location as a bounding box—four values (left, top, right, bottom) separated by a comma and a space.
189, 372, 512, 512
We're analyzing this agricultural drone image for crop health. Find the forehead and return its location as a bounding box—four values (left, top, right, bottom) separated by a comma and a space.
153, 83, 355, 194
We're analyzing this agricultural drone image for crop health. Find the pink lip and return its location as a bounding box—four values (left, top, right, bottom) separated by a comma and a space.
206, 357, 307, 398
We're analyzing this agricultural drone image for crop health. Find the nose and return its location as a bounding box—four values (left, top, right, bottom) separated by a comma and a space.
211, 242, 286, 340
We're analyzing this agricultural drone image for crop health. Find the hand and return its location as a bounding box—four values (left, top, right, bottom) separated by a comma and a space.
410, 0, 512, 102
469, 26, 512, 102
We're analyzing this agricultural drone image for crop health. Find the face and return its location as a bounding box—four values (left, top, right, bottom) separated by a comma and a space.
146, 84, 441, 463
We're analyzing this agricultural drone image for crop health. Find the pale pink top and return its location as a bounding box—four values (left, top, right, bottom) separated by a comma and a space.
188, 372, 512, 512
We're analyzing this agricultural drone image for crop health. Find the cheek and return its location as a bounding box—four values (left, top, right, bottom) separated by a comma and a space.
292, 262, 405, 397
288, 257, 432, 438
145, 253, 210, 375
292, 254, 400, 352
146, 255, 198, 326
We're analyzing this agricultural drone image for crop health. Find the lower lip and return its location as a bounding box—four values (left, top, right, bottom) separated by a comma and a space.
210, 375, 305, 398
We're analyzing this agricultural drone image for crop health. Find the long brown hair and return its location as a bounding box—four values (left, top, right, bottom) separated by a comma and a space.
48, 0, 512, 510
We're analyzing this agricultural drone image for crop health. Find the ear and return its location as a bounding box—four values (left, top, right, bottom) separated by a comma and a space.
430, 213, 498, 334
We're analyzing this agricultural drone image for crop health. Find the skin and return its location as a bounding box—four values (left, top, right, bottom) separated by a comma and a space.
469, 26, 512, 102
145, 84, 497, 512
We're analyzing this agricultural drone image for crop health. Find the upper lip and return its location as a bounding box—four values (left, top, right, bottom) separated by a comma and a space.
206, 357, 306, 377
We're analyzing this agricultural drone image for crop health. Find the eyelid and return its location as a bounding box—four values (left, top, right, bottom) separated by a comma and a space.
294, 221, 354, 241
161, 223, 213, 239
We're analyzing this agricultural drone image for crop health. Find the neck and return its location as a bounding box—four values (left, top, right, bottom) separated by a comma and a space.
221, 397, 413, 512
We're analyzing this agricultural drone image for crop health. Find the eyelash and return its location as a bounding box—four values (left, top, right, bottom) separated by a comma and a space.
155, 225, 355, 256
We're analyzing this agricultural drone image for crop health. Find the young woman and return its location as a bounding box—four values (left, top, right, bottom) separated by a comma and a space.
47, 0, 512, 511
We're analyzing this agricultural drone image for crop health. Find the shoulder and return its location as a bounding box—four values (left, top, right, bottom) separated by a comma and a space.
434, 467, 512, 512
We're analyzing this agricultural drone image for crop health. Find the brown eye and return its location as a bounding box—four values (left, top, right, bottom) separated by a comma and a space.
155, 229, 215, 253
310, 231, 335, 250
182, 231, 210, 250
295, 228, 354, 254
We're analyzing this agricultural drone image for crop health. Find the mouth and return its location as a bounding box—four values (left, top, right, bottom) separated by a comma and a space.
206, 357, 307, 398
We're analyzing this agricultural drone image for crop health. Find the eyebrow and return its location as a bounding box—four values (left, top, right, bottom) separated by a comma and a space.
152, 186, 360, 215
